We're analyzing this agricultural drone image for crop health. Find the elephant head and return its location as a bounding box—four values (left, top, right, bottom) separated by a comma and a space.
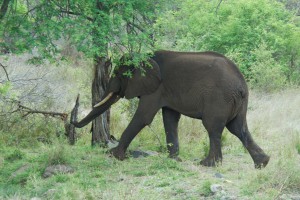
71, 58, 161, 128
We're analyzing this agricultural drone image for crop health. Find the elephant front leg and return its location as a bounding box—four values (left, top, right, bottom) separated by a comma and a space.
162, 107, 181, 160
110, 115, 148, 160
110, 94, 161, 160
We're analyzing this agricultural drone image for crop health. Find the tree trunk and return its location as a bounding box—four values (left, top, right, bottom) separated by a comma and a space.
0, 0, 10, 20
91, 56, 111, 146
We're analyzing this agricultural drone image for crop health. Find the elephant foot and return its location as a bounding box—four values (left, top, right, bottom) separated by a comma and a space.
109, 146, 126, 160
200, 157, 222, 167
253, 154, 270, 169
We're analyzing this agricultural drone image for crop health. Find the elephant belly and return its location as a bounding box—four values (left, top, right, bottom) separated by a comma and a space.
162, 85, 232, 120
162, 88, 207, 119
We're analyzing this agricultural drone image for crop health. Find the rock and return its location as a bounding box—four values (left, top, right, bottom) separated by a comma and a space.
215, 173, 224, 179
144, 150, 159, 156
280, 194, 300, 200
220, 195, 237, 200
43, 189, 57, 198
107, 141, 119, 149
43, 164, 74, 178
10, 164, 30, 179
30, 197, 41, 200
129, 150, 159, 158
210, 184, 222, 193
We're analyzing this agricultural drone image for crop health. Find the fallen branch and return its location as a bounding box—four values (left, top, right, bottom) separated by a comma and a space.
14, 100, 76, 145
18, 104, 68, 120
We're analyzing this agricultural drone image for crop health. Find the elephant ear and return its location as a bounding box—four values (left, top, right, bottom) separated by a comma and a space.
124, 59, 161, 99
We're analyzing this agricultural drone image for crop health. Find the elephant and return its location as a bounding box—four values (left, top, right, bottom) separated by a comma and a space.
72, 50, 270, 168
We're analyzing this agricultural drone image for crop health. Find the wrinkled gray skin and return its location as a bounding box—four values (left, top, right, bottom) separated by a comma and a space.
72, 50, 270, 168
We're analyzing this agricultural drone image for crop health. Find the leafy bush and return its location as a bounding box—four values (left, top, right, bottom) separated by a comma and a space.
155, 0, 300, 89
199, 180, 212, 197
5, 149, 24, 162
249, 43, 286, 91
0, 82, 10, 95
45, 143, 70, 165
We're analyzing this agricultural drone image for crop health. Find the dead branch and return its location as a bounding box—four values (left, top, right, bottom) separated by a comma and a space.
11, 100, 77, 145
18, 103, 68, 120
215, 0, 223, 15
0, 62, 10, 81
70, 94, 80, 124
67, 94, 80, 145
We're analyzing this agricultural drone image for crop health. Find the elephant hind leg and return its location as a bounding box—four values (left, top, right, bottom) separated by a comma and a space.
226, 113, 270, 168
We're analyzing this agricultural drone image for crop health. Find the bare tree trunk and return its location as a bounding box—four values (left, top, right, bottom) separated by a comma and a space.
0, 0, 10, 20
91, 56, 111, 146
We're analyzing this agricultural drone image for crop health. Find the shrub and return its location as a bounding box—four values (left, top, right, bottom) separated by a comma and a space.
5, 149, 24, 162
249, 43, 286, 91
45, 144, 70, 165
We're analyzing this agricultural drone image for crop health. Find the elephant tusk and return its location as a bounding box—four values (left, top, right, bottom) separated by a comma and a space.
94, 92, 114, 107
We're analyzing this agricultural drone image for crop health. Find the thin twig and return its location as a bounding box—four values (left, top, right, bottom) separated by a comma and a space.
274, 175, 290, 200
215, 0, 223, 15
0, 62, 10, 81
148, 125, 163, 148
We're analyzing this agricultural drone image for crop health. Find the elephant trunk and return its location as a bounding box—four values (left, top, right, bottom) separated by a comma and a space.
72, 93, 120, 128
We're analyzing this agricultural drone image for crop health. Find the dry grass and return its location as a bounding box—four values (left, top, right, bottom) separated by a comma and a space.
107, 88, 300, 199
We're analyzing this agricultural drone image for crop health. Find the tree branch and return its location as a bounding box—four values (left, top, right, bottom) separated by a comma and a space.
0, 0, 10, 20
18, 104, 68, 120
60, 10, 94, 22
0, 62, 10, 81
215, 0, 223, 15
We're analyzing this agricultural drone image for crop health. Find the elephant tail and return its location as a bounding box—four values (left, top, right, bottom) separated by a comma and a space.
230, 86, 248, 122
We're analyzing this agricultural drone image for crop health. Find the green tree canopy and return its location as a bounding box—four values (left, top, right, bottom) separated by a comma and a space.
155, 0, 300, 85
1, 0, 168, 63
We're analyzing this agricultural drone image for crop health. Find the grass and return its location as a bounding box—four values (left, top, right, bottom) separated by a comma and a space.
1, 88, 300, 199
1, 55, 300, 199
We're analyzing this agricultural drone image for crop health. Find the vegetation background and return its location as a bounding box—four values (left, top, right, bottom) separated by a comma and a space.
0, 0, 300, 199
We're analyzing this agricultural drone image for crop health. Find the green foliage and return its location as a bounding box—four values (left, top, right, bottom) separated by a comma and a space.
0, 81, 10, 95
5, 149, 24, 162
45, 144, 70, 165
295, 132, 300, 155
199, 180, 212, 197
249, 43, 286, 91
0, 113, 64, 148
1, 0, 169, 68
155, 0, 300, 89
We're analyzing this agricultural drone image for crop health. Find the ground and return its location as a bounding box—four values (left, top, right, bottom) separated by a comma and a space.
0, 89, 300, 199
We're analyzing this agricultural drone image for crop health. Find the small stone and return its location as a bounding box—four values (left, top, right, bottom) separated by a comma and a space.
43, 189, 57, 198
30, 197, 41, 200
144, 150, 159, 156
215, 172, 224, 178
220, 195, 237, 200
129, 150, 159, 158
280, 194, 300, 200
43, 164, 74, 178
210, 184, 222, 193
107, 141, 119, 149
10, 164, 30, 179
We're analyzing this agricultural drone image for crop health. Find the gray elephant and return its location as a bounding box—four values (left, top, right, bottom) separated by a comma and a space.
72, 50, 270, 168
